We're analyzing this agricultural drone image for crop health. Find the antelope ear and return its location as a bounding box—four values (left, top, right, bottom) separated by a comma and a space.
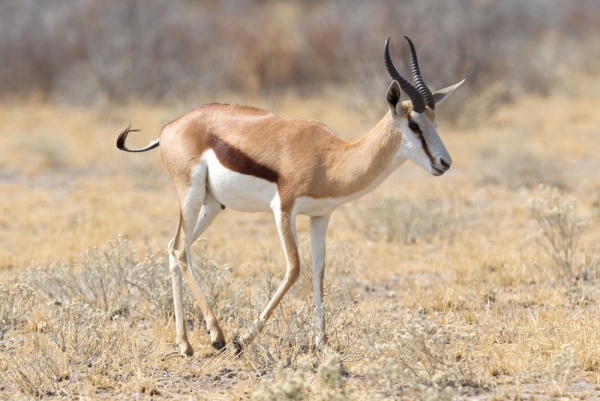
386, 81, 403, 115
432, 79, 465, 105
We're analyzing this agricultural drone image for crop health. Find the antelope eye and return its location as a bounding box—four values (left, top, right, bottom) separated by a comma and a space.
409, 123, 422, 133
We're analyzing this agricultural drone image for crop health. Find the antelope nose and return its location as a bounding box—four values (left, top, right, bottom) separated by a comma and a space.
439, 157, 452, 170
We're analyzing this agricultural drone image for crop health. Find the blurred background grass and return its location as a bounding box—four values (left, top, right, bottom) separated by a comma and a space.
1, 0, 599, 109
1, 0, 600, 269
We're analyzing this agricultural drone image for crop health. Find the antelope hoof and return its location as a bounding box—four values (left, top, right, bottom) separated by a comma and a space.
314, 333, 328, 353
179, 343, 194, 357
211, 341, 226, 351
232, 337, 244, 356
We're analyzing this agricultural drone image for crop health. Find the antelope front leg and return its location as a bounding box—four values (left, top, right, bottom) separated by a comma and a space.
235, 208, 299, 350
310, 214, 331, 350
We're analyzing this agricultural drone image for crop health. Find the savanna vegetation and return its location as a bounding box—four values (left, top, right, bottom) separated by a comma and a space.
1, 1, 600, 399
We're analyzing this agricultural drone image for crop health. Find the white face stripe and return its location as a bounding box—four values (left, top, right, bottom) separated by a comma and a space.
395, 111, 452, 175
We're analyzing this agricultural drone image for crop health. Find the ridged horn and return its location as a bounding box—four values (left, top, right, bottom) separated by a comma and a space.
404, 36, 434, 110
384, 36, 425, 113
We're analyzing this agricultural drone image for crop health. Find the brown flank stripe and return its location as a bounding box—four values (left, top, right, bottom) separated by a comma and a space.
207, 134, 279, 184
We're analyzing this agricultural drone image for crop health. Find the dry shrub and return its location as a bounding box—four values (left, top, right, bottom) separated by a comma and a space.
25, 235, 234, 330
365, 313, 484, 399
252, 359, 314, 401
0, 300, 155, 397
126, 251, 173, 319
344, 196, 459, 244
19, 233, 365, 390
190, 239, 232, 316
26, 236, 175, 321
26, 236, 138, 314
548, 344, 579, 397
1, 228, 594, 398
0, 237, 233, 397
0, 283, 35, 340
526, 185, 594, 282
252, 354, 349, 401
251, 312, 486, 400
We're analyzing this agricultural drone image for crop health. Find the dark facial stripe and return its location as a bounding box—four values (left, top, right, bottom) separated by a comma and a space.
419, 136, 434, 164
407, 116, 434, 164
208, 134, 279, 183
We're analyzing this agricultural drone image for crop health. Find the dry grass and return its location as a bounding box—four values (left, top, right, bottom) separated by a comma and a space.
1, 81, 600, 399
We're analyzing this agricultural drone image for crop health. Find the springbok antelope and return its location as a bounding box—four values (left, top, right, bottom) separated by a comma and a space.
117, 36, 463, 356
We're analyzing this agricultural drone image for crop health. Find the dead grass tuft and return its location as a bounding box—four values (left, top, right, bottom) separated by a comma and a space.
526, 185, 596, 283
26, 236, 155, 316
0, 299, 155, 397
365, 312, 485, 398
0, 284, 35, 340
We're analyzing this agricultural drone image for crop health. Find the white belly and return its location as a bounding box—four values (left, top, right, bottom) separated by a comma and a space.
202, 151, 406, 216
293, 165, 401, 217
293, 196, 346, 216
204, 150, 277, 213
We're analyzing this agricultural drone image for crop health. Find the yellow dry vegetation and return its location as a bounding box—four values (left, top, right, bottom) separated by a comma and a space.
0, 84, 599, 399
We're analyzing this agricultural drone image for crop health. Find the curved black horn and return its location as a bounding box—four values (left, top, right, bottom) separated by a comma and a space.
384, 36, 425, 113
404, 36, 434, 110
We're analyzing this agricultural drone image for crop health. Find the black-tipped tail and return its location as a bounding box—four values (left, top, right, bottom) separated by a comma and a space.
116, 125, 160, 153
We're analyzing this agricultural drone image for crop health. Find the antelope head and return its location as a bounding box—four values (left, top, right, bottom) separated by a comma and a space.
384, 36, 464, 176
